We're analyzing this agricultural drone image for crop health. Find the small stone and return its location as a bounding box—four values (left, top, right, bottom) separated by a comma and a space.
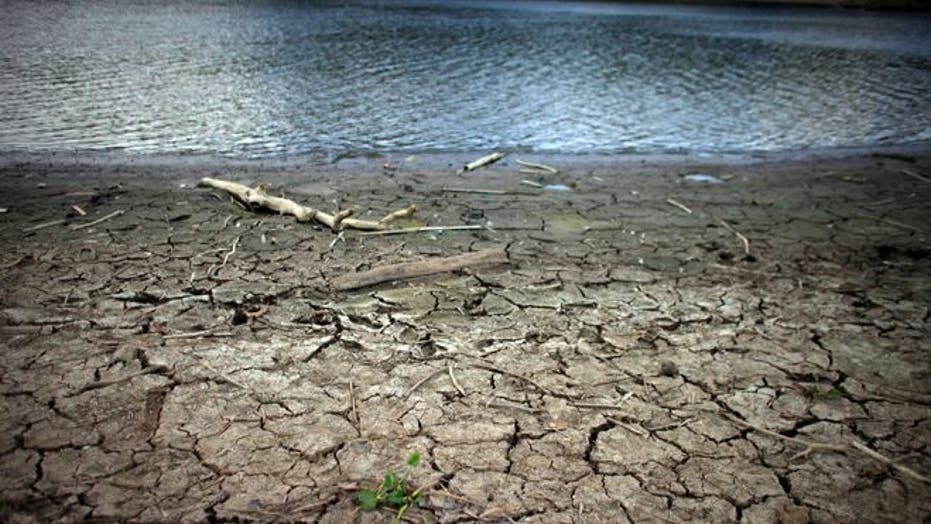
660, 360, 679, 377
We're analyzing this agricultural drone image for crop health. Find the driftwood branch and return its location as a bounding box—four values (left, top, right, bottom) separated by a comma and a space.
330, 248, 509, 291
457, 152, 505, 175
198, 178, 414, 232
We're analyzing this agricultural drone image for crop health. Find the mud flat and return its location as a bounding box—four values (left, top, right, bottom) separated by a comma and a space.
1, 151, 930, 522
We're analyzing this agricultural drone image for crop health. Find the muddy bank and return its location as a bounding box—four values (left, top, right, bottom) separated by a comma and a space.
1, 152, 930, 522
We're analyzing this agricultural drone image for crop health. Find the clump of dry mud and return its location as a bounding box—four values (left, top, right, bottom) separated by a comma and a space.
1, 153, 929, 522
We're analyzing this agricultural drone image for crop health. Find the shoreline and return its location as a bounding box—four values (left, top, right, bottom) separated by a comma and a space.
2, 141, 930, 176
1, 151, 930, 521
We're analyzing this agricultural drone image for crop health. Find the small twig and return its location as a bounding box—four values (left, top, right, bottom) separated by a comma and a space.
216, 235, 240, 273
713, 216, 751, 255
196, 359, 251, 391
470, 362, 553, 396
194, 247, 226, 259
520, 180, 544, 188
647, 416, 696, 432
71, 209, 126, 230
515, 159, 559, 174
666, 198, 693, 214
75, 366, 168, 393
163, 330, 234, 340
854, 212, 920, 232
486, 399, 541, 414
71, 205, 87, 216
606, 417, 648, 436
442, 187, 509, 195
448, 364, 466, 396
0, 256, 27, 270
571, 402, 635, 412
358, 225, 485, 237
328, 231, 346, 251
23, 219, 67, 233
724, 413, 846, 460
900, 169, 930, 183
849, 441, 931, 484
349, 380, 361, 432
402, 367, 446, 400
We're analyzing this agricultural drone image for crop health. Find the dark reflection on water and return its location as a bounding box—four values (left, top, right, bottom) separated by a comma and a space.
1, 0, 929, 157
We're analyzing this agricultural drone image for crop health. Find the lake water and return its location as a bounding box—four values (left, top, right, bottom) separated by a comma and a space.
1, 0, 929, 158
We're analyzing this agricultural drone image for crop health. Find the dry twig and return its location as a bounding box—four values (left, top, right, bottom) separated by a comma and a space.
163, 330, 234, 340
470, 362, 553, 396
349, 380, 361, 432
22, 219, 66, 233
713, 215, 751, 255
666, 198, 693, 214
900, 169, 930, 183
402, 368, 446, 400
71, 209, 125, 231
725, 413, 847, 460
330, 248, 509, 291
515, 159, 559, 174
849, 441, 931, 484
358, 225, 485, 236
448, 364, 466, 396
199, 178, 414, 231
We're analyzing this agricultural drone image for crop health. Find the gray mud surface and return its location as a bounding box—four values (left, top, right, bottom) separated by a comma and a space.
1, 154, 930, 522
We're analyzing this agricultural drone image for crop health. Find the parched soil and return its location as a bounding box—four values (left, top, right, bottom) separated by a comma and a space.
1, 153, 930, 522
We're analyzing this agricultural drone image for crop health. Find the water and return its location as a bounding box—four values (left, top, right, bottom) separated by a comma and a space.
1, 0, 929, 158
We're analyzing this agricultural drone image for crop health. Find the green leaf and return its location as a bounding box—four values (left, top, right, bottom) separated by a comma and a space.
824, 388, 843, 400
382, 471, 398, 491
386, 490, 407, 507
406, 451, 421, 467
357, 490, 379, 511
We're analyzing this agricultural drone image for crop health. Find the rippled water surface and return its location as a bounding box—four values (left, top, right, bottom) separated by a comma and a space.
1, 0, 930, 157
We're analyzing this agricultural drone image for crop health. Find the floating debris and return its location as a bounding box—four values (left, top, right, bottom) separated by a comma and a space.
543, 184, 572, 191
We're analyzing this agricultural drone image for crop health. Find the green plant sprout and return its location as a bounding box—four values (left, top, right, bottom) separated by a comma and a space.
357, 451, 423, 523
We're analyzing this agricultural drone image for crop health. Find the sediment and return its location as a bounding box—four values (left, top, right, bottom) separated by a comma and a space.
1, 152, 929, 522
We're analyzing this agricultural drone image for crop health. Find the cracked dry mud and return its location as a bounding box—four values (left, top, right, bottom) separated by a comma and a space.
1, 154, 930, 522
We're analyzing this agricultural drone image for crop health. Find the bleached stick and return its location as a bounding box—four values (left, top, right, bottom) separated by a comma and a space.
457, 152, 505, 175
199, 178, 413, 232
515, 159, 559, 174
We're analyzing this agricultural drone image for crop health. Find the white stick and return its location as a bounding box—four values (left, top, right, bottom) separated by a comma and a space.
515, 159, 559, 174
457, 152, 505, 175
358, 225, 485, 236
